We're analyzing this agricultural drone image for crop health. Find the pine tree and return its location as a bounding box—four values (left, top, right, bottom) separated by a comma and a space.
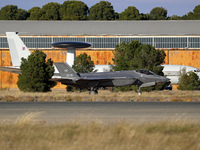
178, 68, 200, 90
17, 50, 56, 92
72, 53, 95, 73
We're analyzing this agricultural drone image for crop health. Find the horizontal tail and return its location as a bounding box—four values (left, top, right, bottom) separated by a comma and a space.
54, 63, 80, 79
0, 66, 21, 74
6, 32, 31, 67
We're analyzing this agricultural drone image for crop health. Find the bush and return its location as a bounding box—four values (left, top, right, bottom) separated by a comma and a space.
17, 50, 56, 92
178, 68, 200, 90
72, 52, 95, 73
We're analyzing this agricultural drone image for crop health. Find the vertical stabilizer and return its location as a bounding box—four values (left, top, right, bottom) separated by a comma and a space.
54, 63, 80, 79
6, 32, 31, 67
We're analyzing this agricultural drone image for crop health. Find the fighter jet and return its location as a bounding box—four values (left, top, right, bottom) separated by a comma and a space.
0, 32, 170, 94
51, 63, 169, 94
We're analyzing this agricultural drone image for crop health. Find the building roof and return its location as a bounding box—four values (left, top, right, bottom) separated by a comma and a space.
0, 20, 200, 36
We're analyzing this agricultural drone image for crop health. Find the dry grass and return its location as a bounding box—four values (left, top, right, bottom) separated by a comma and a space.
0, 94, 199, 150
0, 89, 200, 102
0, 116, 199, 150
14, 112, 42, 126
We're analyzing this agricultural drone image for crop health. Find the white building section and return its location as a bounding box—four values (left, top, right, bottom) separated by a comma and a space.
94, 65, 112, 72
162, 65, 200, 85
66, 48, 76, 67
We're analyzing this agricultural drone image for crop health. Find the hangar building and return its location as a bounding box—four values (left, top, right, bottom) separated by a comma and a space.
0, 20, 200, 89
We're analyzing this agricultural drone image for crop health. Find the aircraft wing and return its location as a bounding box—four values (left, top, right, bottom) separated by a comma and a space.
0, 67, 21, 74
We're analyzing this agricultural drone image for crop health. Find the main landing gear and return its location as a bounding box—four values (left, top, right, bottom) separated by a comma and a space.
89, 87, 98, 95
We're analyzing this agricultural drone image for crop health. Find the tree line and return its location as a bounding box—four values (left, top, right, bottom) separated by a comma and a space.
0, 1, 200, 20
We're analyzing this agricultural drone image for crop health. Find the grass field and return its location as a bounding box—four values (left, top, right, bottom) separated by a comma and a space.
0, 118, 199, 150
0, 89, 200, 102
0, 90, 200, 149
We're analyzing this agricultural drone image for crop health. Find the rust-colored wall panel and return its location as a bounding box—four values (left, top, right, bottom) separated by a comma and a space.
53, 82, 67, 89
164, 50, 200, 68
0, 72, 18, 89
107, 51, 114, 64
95, 51, 109, 65
1, 48, 200, 89
76, 50, 112, 65
163, 50, 169, 64
76, 50, 96, 64
44, 50, 67, 63
1, 51, 12, 67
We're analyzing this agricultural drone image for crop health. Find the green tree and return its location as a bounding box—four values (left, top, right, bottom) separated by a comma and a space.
193, 5, 200, 19
59, 0, 88, 20
0, 5, 28, 20
140, 13, 149, 20
149, 7, 167, 20
112, 41, 166, 91
0, 5, 18, 20
119, 6, 141, 20
15, 9, 29, 20
182, 11, 196, 20
182, 5, 200, 20
169, 15, 181, 20
113, 41, 165, 74
88, 1, 116, 20
72, 53, 95, 73
27, 7, 43, 20
178, 68, 200, 90
17, 50, 56, 92
40, 2, 61, 20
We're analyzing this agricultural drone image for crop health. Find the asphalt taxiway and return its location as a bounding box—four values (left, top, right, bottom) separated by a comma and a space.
0, 102, 200, 124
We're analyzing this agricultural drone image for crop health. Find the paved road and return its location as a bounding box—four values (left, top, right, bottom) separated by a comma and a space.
0, 102, 200, 124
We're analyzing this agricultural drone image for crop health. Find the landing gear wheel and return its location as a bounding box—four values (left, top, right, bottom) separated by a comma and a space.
89, 90, 98, 95
137, 87, 142, 95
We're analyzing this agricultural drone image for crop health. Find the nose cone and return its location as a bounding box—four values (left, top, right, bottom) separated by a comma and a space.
159, 76, 170, 83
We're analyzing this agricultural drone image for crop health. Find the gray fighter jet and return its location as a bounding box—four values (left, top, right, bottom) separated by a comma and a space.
51, 63, 170, 95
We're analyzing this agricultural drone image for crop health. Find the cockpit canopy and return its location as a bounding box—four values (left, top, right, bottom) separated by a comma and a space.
135, 69, 155, 75
194, 69, 200, 72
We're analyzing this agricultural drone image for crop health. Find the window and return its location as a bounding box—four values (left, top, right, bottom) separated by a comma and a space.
1, 36, 200, 49
120, 37, 153, 45
86, 37, 119, 48
0, 37, 8, 48
188, 37, 200, 48
21, 37, 52, 48
53, 37, 85, 43
154, 37, 187, 48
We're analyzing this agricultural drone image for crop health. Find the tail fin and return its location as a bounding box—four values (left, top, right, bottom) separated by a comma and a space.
6, 32, 31, 67
54, 63, 80, 79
